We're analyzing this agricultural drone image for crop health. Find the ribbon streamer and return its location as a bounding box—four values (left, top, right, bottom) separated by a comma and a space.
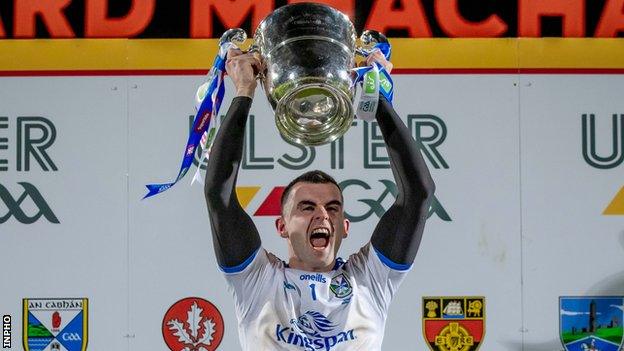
353, 42, 394, 120
143, 41, 236, 199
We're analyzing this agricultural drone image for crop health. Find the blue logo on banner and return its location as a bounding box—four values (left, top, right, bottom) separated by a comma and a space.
559, 296, 624, 351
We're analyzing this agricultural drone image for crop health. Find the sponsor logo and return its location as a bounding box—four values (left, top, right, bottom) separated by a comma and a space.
186, 144, 195, 156
276, 311, 356, 350
559, 296, 624, 351
358, 100, 377, 113
2, 315, 10, 349
329, 274, 352, 299
300, 274, 327, 284
0, 182, 59, 224
423, 296, 485, 351
379, 77, 392, 93
364, 71, 377, 94
23, 298, 88, 351
194, 111, 212, 133
162, 297, 224, 351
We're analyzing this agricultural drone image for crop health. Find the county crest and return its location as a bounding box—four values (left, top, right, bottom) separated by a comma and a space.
422, 296, 485, 351
559, 296, 624, 351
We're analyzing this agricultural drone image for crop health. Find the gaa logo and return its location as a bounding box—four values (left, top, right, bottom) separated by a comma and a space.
1, 116, 59, 224
162, 297, 224, 351
0, 182, 59, 224
234, 180, 451, 222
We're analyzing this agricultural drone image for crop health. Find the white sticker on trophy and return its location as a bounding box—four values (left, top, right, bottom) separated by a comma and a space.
356, 64, 380, 121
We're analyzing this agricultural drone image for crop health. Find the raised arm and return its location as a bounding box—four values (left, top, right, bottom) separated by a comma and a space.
204, 49, 263, 269
370, 95, 436, 267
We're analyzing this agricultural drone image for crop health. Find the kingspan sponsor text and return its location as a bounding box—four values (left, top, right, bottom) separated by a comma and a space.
275, 325, 355, 351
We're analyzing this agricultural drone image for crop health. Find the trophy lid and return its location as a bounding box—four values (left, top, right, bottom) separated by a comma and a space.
253, 3, 356, 57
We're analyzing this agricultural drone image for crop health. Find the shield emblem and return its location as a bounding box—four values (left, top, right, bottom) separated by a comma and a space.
559, 296, 624, 351
330, 273, 352, 298
422, 296, 485, 351
23, 298, 88, 351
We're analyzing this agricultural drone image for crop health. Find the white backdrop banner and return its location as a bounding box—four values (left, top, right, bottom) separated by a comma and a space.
1, 41, 623, 351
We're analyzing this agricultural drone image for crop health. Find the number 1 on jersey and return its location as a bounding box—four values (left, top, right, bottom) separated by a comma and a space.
309, 283, 317, 301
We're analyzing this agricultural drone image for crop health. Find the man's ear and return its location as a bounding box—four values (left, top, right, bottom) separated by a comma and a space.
342, 218, 350, 238
275, 217, 288, 238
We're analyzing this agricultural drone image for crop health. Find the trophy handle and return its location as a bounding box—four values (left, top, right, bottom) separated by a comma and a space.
218, 29, 265, 82
219, 28, 247, 46
247, 43, 266, 83
356, 30, 388, 57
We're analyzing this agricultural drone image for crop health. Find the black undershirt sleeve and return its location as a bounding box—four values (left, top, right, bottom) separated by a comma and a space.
204, 96, 262, 268
370, 96, 436, 266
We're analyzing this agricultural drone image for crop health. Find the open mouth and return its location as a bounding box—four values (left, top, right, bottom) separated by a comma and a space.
309, 227, 331, 249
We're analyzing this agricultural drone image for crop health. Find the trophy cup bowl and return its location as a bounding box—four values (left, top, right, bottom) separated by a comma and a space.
253, 3, 357, 146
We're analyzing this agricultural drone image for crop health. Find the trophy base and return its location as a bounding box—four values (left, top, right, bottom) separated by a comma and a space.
275, 83, 354, 146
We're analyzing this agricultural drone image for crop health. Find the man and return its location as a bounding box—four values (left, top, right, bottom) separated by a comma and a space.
204, 48, 435, 350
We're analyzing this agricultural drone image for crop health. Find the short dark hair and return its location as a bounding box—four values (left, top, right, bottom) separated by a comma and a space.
280, 170, 342, 210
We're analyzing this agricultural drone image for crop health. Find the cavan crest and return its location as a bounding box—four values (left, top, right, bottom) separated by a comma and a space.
162, 297, 224, 351
422, 296, 485, 351
23, 298, 88, 351
559, 296, 624, 351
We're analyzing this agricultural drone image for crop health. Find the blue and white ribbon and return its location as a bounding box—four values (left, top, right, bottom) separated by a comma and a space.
352, 42, 394, 121
143, 41, 236, 199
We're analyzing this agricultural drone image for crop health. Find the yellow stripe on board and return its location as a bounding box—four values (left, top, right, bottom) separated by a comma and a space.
390, 38, 519, 69
519, 39, 624, 69
0, 38, 623, 71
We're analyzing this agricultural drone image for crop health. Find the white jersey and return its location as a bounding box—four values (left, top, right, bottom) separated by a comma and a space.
222, 242, 410, 351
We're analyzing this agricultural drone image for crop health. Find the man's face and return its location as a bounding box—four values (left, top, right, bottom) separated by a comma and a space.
276, 182, 350, 272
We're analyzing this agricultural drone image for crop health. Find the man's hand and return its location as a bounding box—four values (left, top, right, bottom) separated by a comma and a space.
363, 49, 393, 74
226, 48, 263, 98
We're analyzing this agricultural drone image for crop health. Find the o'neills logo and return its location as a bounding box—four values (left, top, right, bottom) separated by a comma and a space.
276, 311, 355, 351
299, 273, 326, 283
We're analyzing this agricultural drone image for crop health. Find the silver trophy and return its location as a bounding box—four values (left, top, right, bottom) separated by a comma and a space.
235, 3, 386, 146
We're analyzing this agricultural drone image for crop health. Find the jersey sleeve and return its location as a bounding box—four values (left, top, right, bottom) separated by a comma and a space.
345, 242, 411, 315
221, 247, 282, 321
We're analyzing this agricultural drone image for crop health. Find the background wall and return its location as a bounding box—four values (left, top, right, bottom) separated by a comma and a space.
0, 37, 623, 351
